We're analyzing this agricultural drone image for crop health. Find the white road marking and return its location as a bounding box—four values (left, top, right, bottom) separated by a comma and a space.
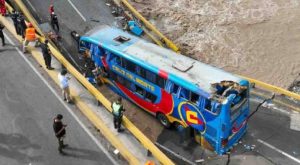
4, 33, 118, 165
24, 0, 37, 13
257, 139, 300, 164
67, 0, 87, 21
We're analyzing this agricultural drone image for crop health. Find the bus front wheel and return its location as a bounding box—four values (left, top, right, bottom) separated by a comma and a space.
157, 113, 171, 128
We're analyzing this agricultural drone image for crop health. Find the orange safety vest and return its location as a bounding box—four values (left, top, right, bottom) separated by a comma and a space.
25, 28, 36, 41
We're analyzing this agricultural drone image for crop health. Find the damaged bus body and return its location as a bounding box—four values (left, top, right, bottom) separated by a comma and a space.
78, 25, 250, 155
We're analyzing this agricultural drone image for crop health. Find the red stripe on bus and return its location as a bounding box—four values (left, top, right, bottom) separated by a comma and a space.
158, 70, 168, 79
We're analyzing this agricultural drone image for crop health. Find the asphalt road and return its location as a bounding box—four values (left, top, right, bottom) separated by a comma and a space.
0, 32, 116, 165
19, 0, 300, 164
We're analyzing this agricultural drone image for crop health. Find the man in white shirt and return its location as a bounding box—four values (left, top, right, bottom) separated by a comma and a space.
58, 70, 72, 103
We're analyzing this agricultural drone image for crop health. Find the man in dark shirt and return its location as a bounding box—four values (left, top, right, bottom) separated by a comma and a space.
17, 13, 27, 38
0, 23, 5, 46
50, 12, 59, 32
10, 10, 19, 34
40, 39, 54, 70
53, 114, 68, 154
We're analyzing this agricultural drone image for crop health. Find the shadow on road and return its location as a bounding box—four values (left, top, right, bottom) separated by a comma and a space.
0, 133, 43, 163
63, 146, 105, 162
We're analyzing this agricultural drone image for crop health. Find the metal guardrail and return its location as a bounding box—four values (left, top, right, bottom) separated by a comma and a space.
240, 75, 300, 102
9, 1, 175, 164
120, 0, 180, 53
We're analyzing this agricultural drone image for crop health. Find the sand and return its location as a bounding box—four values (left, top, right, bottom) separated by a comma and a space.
128, 0, 300, 89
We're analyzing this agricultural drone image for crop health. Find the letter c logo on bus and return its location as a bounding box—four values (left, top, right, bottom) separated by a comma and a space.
178, 102, 206, 134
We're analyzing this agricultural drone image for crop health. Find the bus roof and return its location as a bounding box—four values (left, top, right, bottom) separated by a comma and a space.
82, 25, 245, 97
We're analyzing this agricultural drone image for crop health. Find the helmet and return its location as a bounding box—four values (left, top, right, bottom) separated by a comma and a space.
56, 114, 63, 120
27, 23, 33, 27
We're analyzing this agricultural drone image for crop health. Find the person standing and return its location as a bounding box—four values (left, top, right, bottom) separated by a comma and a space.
111, 97, 125, 132
58, 70, 72, 103
53, 114, 68, 154
50, 12, 59, 32
17, 13, 27, 39
10, 10, 19, 34
0, 23, 5, 46
40, 39, 54, 70
22, 23, 38, 53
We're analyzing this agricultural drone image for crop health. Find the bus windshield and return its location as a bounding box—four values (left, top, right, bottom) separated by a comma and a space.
211, 80, 248, 118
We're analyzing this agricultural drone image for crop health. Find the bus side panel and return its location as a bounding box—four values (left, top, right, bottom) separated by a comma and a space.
115, 83, 174, 114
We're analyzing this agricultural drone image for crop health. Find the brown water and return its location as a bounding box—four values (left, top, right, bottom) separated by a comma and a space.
129, 0, 300, 89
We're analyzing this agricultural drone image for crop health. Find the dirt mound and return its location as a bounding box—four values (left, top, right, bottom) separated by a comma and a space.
129, 0, 300, 88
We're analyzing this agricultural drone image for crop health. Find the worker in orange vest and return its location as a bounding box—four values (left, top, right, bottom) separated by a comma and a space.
23, 23, 38, 53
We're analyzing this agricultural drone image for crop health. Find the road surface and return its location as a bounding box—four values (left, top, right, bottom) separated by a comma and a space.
0, 31, 117, 165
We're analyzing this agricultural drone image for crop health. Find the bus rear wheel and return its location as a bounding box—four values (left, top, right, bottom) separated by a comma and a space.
157, 113, 171, 128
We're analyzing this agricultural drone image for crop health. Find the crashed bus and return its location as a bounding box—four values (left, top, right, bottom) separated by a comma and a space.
78, 25, 250, 155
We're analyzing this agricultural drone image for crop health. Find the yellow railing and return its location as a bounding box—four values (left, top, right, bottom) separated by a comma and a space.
10, 1, 175, 164
239, 75, 300, 101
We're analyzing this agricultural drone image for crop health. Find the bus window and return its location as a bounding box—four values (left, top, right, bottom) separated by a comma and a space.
123, 59, 136, 73
204, 99, 212, 111
110, 71, 117, 81
190, 92, 200, 104
124, 78, 136, 91
115, 55, 121, 65
179, 87, 190, 100
79, 40, 90, 52
136, 66, 146, 78
145, 92, 157, 103
156, 76, 166, 88
171, 83, 179, 94
117, 75, 125, 85
135, 85, 145, 96
145, 70, 156, 84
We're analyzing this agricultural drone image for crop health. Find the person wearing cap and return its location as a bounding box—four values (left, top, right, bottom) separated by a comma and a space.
53, 114, 68, 154
22, 22, 38, 53
111, 97, 125, 132
40, 39, 54, 70
58, 70, 72, 103
50, 12, 59, 32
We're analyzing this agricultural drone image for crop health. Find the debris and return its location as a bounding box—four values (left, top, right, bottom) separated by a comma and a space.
195, 159, 204, 163
113, 149, 119, 155
243, 144, 255, 151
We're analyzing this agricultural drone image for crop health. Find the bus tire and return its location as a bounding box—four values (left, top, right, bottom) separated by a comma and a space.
157, 113, 171, 128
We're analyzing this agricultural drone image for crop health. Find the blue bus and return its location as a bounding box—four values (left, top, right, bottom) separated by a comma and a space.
78, 25, 250, 155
